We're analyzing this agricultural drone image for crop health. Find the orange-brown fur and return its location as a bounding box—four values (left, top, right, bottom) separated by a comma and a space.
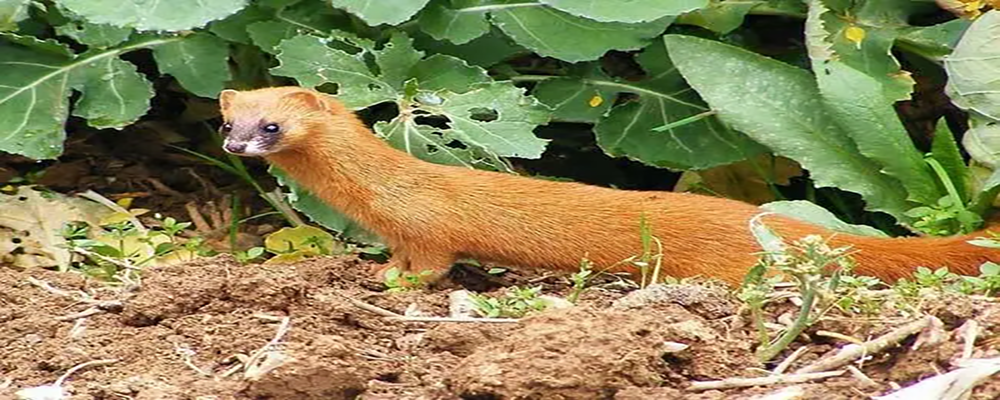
218, 86, 997, 286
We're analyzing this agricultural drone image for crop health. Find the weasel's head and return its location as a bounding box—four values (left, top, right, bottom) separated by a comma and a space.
217, 86, 352, 156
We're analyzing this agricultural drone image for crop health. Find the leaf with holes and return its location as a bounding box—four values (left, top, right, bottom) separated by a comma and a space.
57, 0, 250, 31
539, 0, 707, 23
592, 42, 764, 170
419, 82, 551, 159
271, 34, 398, 109
375, 117, 481, 168
409, 54, 491, 92
151, 33, 232, 98
329, 0, 431, 25
490, 3, 671, 62
0, 33, 182, 159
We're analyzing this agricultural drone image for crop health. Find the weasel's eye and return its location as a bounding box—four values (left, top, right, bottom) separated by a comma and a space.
262, 123, 280, 134
221, 122, 233, 133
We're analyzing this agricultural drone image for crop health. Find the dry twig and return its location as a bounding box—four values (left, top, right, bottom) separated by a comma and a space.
796, 317, 934, 374
688, 370, 845, 391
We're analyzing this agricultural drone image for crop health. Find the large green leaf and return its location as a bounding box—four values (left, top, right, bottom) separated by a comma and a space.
328, 0, 431, 25
664, 34, 911, 220
805, 0, 940, 205
152, 33, 231, 99
490, 3, 670, 62
417, 0, 490, 44
945, 9, 1000, 122
56, 0, 249, 31
539, 0, 706, 23
0, 34, 180, 159
592, 42, 764, 170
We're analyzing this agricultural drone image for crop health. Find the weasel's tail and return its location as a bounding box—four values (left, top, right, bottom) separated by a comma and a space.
833, 233, 996, 283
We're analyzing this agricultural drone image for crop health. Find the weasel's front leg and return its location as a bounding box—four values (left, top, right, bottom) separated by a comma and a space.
372, 248, 454, 287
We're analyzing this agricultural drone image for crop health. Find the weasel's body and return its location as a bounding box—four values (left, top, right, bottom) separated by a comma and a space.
218, 86, 995, 285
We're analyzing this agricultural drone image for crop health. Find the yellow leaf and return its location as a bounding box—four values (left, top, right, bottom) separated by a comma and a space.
845, 26, 866, 48
588, 94, 603, 108
116, 197, 133, 209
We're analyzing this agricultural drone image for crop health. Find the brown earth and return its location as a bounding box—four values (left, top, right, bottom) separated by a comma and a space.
2, 255, 1000, 400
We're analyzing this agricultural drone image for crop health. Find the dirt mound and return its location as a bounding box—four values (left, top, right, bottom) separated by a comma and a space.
2, 255, 1000, 399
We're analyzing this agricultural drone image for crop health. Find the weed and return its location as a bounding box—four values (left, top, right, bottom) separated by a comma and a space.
382, 267, 432, 292
566, 258, 595, 304
742, 217, 856, 362
468, 286, 548, 318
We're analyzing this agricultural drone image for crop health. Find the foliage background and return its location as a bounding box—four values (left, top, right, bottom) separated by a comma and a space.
1, 0, 998, 242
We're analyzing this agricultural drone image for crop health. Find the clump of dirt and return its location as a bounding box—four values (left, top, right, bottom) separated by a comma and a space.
2, 255, 1000, 400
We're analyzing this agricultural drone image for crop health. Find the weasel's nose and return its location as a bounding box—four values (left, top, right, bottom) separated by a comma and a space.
224, 141, 246, 154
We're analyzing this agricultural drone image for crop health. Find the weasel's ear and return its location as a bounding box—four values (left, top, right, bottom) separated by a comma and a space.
283, 90, 335, 113
219, 89, 238, 111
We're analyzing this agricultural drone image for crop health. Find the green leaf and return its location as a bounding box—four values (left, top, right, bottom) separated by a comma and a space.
664, 34, 911, 220
0, 34, 179, 159
806, 11, 940, 205
412, 27, 527, 67
329, 0, 431, 25
57, 0, 250, 31
930, 119, 969, 203
247, 20, 302, 53
70, 56, 154, 129
208, 4, 271, 45
0, 0, 32, 31
593, 41, 765, 170
271, 166, 379, 242
417, 0, 490, 44
812, 0, 915, 102
151, 33, 231, 98
945, 10, 1000, 121
56, 21, 132, 48
272, 34, 397, 108
375, 117, 483, 168
761, 200, 889, 237
490, 4, 670, 62
898, 18, 971, 61
410, 54, 491, 92
373, 32, 425, 91
675, 1, 755, 34
531, 65, 614, 123
540, 0, 706, 23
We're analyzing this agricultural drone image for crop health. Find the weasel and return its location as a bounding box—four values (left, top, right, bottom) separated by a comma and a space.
217, 86, 996, 286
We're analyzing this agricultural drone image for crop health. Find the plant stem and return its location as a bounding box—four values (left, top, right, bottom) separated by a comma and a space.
756, 275, 817, 362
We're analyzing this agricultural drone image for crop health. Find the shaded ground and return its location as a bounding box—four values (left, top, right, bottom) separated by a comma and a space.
3, 255, 1000, 399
